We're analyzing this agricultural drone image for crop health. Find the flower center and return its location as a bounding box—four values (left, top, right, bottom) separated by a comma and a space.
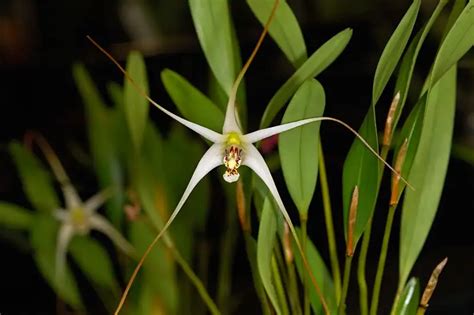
223, 146, 242, 183
70, 207, 90, 234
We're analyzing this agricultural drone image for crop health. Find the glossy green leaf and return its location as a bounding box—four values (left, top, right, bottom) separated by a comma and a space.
431, 0, 474, 85
399, 67, 456, 286
372, 0, 420, 105
161, 68, 224, 132
393, 278, 420, 315
130, 220, 178, 314
9, 141, 60, 213
279, 80, 325, 214
342, 112, 379, 243
0, 202, 34, 229
260, 28, 352, 128
391, 95, 427, 205
124, 51, 149, 149
30, 214, 82, 308
73, 64, 125, 226
293, 228, 337, 314
247, 0, 307, 67
393, 0, 447, 132
189, 0, 238, 95
69, 235, 118, 290
257, 197, 282, 315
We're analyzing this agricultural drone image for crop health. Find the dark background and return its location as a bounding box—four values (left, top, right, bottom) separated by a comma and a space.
0, 0, 473, 314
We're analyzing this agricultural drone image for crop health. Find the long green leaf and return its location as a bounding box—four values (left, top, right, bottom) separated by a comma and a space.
293, 229, 337, 314
124, 51, 149, 150
73, 64, 125, 226
431, 0, 474, 85
0, 202, 34, 229
161, 69, 224, 132
279, 80, 325, 214
257, 198, 282, 315
189, 0, 237, 95
342, 0, 420, 244
30, 214, 82, 307
393, 278, 420, 315
399, 67, 456, 286
372, 0, 421, 105
247, 0, 307, 67
260, 28, 352, 128
9, 141, 60, 213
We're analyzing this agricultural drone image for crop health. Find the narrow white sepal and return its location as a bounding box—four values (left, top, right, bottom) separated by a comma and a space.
150, 100, 224, 143
84, 188, 112, 214
243, 118, 323, 143
89, 214, 135, 257
55, 223, 74, 282
151, 143, 224, 242
222, 96, 243, 134
242, 144, 298, 240
62, 184, 82, 210
53, 209, 69, 222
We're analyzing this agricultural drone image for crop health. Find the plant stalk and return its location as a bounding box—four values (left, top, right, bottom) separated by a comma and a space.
338, 255, 353, 315
301, 215, 311, 315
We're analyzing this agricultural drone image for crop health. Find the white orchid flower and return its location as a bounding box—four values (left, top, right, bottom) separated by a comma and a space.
33, 135, 135, 281
89, 2, 409, 312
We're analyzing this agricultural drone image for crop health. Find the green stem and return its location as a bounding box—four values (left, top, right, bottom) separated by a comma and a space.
357, 223, 371, 315
272, 256, 290, 315
301, 215, 310, 315
370, 204, 397, 315
338, 255, 353, 315
318, 141, 342, 300
170, 246, 221, 315
287, 259, 303, 315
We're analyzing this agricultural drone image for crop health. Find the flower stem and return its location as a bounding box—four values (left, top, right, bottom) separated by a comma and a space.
170, 246, 221, 315
338, 255, 353, 315
369, 204, 396, 315
272, 256, 290, 315
301, 215, 310, 315
318, 141, 342, 300
357, 222, 371, 315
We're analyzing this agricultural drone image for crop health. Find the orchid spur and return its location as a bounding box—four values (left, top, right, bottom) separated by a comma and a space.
31, 134, 135, 282
88, 2, 410, 313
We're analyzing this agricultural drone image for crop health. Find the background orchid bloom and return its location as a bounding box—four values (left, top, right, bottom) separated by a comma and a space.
32, 135, 135, 282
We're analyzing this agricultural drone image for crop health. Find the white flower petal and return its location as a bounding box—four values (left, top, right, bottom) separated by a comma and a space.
89, 214, 135, 257
62, 184, 82, 210
222, 96, 242, 134
150, 100, 225, 143
56, 223, 75, 282
53, 208, 69, 222
243, 117, 325, 143
84, 188, 112, 214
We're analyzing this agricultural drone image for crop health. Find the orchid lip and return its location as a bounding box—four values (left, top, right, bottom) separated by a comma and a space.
223, 145, 242, 183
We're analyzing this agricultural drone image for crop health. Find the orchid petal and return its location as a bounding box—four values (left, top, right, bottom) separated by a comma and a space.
222, 96, 242, 134
244, 117, 324, 143
89, 214, 135, 257
53, 208, 69, 222
83, 188, 112, 214
62, 184, 82, 210
56, 223, 74, 282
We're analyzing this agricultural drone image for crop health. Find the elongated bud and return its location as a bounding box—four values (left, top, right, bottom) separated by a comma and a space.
283, 222, 294, 263
346, 186, 359, 257
236, 181, 249, 232
390, 138, 408, 206
383, 92, 401, 147
419, 257, 448, 313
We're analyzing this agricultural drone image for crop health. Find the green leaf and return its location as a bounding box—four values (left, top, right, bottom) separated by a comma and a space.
393, 278, 420, 315
342, 112, 379, 244
161, 69, 224, 132
279, 80, 325, 214
73, 64, 125, 226
260, 28, 352, 128
399, 67, 456, 286
69, 235, 118, 290
0, 202, 34, 229
257, 198, 282, 315
189, 0, 238, 95
393, 0, 447, 132
293, 229, 337, 314
247, 0, 307, 67
372, 0, 420, 105
129, 220, 178, 314
124, 51, 149, 150
431, 0, 474, 85
30, 214, 82, 308
9, 141, 60, 213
